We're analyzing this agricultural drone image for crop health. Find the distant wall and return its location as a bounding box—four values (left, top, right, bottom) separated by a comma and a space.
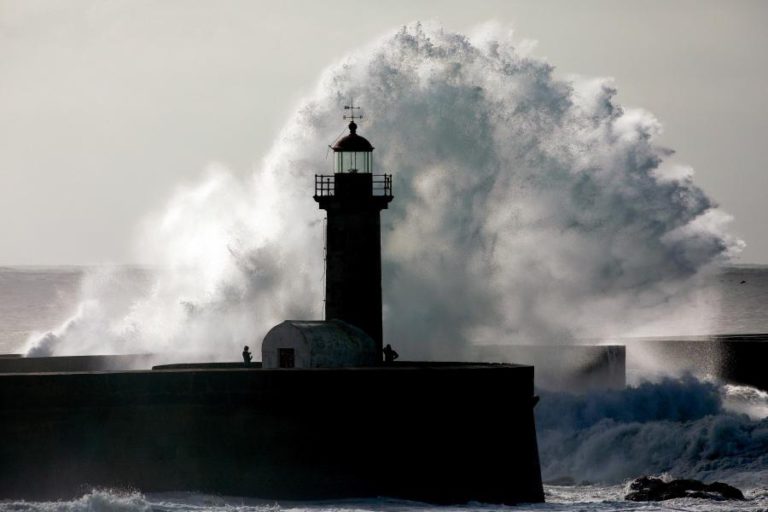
0, 354, 156, 373
625, 334, 768, 391
470, 345, 626, 392
0, 364, 543, 504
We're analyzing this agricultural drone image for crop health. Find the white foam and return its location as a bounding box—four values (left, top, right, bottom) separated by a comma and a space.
2, 488, 767, 512
25, 22, 740, 359
537, 377, 768, 488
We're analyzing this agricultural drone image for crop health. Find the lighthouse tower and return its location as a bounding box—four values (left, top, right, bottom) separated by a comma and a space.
314, 105, 393, 358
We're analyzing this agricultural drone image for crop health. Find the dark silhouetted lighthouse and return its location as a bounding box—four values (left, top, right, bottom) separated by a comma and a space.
314, 104, 392, 359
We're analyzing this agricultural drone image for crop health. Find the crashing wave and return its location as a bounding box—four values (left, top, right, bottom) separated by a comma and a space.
537, 377, 768, 488
25, 22, 740, 358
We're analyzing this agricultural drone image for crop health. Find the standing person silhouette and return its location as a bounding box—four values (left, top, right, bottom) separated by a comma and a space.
383, 344, 399, 363
242, 345, 253, 365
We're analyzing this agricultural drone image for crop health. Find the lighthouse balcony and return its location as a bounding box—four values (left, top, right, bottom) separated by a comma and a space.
314, 173, 392, 199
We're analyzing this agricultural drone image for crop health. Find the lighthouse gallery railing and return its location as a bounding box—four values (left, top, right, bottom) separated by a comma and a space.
314, 174, 392, 198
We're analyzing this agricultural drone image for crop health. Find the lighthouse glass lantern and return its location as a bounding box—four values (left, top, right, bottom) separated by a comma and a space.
332, 120, 374, 173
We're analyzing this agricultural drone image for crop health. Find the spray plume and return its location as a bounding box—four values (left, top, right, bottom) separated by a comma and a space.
536, 377, 768, 487
26, 22, 741, 359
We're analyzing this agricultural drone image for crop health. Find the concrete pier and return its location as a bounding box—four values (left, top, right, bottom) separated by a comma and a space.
0, 363, 544, 504
470, 345, 626, 392
0, 353, 155, 373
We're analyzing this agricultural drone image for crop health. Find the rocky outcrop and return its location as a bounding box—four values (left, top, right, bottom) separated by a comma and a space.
625, 477, 745, 501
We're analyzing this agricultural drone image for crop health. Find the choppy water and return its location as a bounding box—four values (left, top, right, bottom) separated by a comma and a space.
2, 487, 768, 512
1, 266, 767, 510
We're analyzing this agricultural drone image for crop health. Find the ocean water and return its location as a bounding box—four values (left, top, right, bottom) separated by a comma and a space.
1, 266, 767, 511
0, 266, 153, 355
704, 265, 768, 336
3, 265, 767, 355
1, 487, 768, 512
0, 266, 82, 355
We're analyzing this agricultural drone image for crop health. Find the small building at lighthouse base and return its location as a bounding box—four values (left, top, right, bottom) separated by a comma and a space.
262, 319, 378, 369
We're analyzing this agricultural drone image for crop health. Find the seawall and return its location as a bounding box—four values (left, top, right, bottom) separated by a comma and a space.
470, 345, 626, 392
0, 354, 155, 373
0, 363, 544, 504
625, 334, 768, 391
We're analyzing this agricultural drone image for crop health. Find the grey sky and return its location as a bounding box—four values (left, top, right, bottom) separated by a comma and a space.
1, 0, 766, 265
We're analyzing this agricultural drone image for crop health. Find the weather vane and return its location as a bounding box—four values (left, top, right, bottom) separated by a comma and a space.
343, 99, 363, 122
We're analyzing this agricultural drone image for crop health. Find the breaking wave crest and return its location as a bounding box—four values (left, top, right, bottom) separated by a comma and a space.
26, 22, 740, 360
0, 490, 151, 512
536, 377, 768, 488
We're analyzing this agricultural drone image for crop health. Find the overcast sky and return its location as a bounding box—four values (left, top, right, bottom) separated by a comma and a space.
1, 0, 766, 265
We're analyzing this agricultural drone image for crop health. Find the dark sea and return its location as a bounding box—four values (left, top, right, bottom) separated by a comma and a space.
1, 265, 766, 511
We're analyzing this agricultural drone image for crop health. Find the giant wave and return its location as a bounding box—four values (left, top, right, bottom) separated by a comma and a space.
537, 377, 768, 488
26, 22, 740, 359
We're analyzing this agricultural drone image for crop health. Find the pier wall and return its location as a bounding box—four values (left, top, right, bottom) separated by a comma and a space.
626, 334, 768, 391
470, 345, 626, 392
0, 354, 155, 373
0, 363, 544, 504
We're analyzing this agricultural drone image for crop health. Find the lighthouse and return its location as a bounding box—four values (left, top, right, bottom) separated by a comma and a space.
261, 104, 392, 368
314, 105, 393, 358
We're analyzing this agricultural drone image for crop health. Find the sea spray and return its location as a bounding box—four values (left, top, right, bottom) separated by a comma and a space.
26, 22, 741, 358
536, 377, 768, 487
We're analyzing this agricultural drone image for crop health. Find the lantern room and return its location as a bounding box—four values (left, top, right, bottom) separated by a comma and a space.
332, 120, 374, 173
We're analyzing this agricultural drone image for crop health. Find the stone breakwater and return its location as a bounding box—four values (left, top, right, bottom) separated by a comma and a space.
0, 362, 543, 504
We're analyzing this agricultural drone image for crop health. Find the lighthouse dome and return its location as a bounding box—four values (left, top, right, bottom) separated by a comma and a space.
332, 121, 374, 152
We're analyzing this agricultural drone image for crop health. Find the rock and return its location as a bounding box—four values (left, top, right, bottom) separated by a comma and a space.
625, 476, 745, 501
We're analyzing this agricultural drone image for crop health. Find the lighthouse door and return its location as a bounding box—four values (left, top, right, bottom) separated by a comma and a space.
278, 348, 295, 368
